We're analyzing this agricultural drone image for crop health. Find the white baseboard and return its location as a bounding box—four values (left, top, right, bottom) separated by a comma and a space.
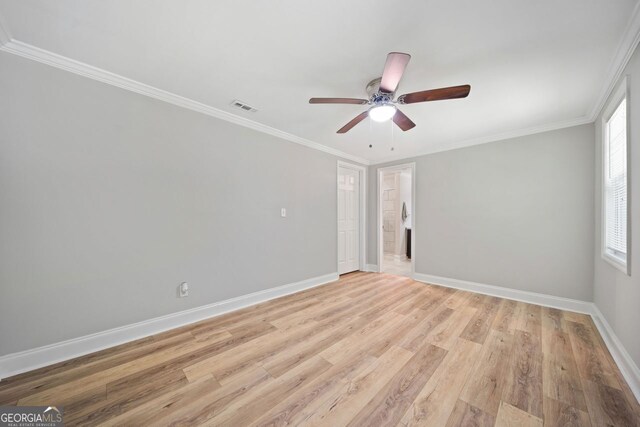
413, 273, 593, 314
0, 272, 338, 380
413, 272, 640, 403
3, 270, 638, 404
364, 264, 379, 273
590, 305, 640, 402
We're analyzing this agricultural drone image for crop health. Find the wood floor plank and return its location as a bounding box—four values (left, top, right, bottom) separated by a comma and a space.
445, 400, 496, 427
1, 272, 637, 426
250, 352, 381, 426
442, 289, 473, 310
399, 337, 483, 426
346, 343, 447, 426
357, 282, 423, 320
0, 334, 155, 390
101, 374, 239, 426
0, 331, 194, 406
289, 345, 414, 426
425, 305, 476, 350
459, 329, 515, 416
495, 401, 543, 427
319, 310, 407, 364
366, 305, 439, 358
184, 314, 335, 384
459, 295, 502, 344
581, 379, 639, 427
66, 370, 191, 424
17, 330, 232, 405
567, 320, 621, 389
542, 328, 588, 410
491, 298, 519, 335
418, 286, 457, 313
502, 329, 543, 418
269, 295, 349, 329
541, 307, 567, 334
562, 310, 592, 325
393, 285, 440, 315
260, 315, 371, 378
585, 316, 640, 419
175, 355, 332, 426
398, 306, 454, 352
517, 302, 542, 337
543, 396, 591, 427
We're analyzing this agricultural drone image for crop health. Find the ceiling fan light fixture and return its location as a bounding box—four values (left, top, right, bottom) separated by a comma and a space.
369, 104, 396, 122
309, 52, 470, 133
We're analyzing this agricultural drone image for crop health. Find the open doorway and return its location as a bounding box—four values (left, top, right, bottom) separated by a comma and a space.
378, 163, 415, 277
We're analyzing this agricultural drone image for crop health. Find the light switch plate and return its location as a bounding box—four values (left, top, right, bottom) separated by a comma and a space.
281, 208, 286, 217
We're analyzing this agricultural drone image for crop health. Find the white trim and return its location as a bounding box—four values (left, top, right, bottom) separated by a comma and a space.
0, 34, 591, 166
364, 264, 379, 272
0, 39, 369, 166
413, 273, 593, 314
589, 1, 640, 121
336, 161, 367, 274
601, 251, 628, 274
377, 163, 416, 279
0, 272, 338, 380
590, 305, 640, 402
0, 12, 10, 46
600, 76, 631, 275
413, 272, 640, 403
0, 1, 639, 166
370, 116, 592, 165
369, 5, 640, 166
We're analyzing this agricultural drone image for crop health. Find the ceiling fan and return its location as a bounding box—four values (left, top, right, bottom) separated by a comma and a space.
309, 52, 471, 133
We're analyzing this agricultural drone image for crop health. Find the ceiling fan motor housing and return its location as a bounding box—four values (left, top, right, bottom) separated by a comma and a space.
371, 92, 393, 106
365, 77, 383, 97
366, 78, 395, 106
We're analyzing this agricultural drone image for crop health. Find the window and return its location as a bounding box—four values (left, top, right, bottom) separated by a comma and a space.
602, 85, 629, 273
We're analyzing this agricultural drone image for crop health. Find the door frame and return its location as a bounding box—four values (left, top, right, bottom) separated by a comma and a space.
337, 160, 367, 274
377, 162, 416, 278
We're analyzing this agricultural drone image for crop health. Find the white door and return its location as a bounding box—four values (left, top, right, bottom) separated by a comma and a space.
338, 166, 360, 274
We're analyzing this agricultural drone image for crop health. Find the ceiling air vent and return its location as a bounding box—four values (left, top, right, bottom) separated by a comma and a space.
230, 100, 258, 113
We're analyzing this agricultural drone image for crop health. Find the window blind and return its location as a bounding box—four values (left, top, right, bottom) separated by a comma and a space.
604, 98, 627, 261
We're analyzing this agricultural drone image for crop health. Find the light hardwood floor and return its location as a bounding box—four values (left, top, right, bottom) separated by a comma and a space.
1, 272, 639, 426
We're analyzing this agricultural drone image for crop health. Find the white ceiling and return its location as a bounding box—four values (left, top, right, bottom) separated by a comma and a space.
0, 0, 638, 163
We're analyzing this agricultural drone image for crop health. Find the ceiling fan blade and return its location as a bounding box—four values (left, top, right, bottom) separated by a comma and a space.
392, 109, 416, 131
337, 111, 369, 133
399, 85, 471, 104
379, 52, 411, 94
309, 97, 368, 105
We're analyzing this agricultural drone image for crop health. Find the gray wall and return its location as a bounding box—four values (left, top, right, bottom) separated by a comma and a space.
369, 124, 595, 300
594, 45, 640, 368
0, 52, 353, 355
1, 45, 625, 362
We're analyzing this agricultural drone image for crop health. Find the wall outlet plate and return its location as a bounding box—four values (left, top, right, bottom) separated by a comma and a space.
179, 282, 189, 297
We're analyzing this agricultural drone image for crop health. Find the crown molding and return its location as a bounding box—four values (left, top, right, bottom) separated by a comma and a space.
1, 1, 640, 164
370, 115, 592, 165
0, 11, 11, 46
0, 39, 370, 165
370, 3, 640, 165
589, 1, 640, 120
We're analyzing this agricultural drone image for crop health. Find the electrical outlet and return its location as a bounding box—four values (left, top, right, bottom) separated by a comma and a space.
179, 282, 189, 298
